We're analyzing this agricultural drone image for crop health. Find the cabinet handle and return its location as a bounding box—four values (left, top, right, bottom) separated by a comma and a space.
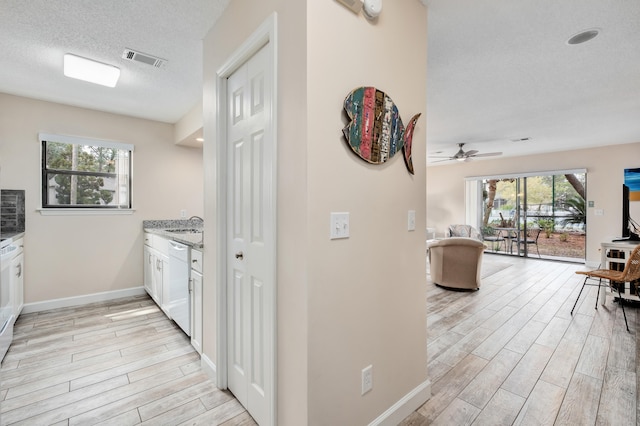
16, 264, 22, 278
235, 252, 244, 260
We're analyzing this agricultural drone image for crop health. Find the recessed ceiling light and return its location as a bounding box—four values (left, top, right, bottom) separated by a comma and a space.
196, 138, 204, 142
567, 28, 600, 45
63, 54, 120, 87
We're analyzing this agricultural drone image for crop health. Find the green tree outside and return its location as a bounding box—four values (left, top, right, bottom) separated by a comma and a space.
46, 142, 117, 205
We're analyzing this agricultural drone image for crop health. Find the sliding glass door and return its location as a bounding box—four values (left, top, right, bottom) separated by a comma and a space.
472, 170, 586, 262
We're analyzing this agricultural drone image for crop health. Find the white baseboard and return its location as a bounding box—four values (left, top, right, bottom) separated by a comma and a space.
368, 380, 431, 426
22, 287, 147, 314
201, 353, 217, 383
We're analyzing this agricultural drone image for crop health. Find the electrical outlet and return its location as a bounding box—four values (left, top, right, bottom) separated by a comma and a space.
180, 209, 187, 218
361, 365, 373, 395
408, 210, 416, 231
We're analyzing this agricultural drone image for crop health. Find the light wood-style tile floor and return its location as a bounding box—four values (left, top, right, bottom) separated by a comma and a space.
0, 295, 256, 426
3, 256, 638, 426
402, 254, 639, 425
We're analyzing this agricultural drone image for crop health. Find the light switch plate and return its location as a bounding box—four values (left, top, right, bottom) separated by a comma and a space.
408, 210, 416, 231
594, 209, 604, 216
330, 212, 350, 239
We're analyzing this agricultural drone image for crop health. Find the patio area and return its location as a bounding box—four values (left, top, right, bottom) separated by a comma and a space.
485, 231, 585, 262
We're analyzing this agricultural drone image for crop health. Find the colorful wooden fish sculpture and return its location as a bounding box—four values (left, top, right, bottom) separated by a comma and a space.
343, 86, 421, 174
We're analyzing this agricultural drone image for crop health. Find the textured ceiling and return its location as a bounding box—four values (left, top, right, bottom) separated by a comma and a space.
0, 0, 229, 123
2, 0, 639, 159
426, 0, 640, 164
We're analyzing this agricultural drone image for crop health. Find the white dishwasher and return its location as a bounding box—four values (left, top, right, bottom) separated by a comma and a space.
168, 241, 191, 336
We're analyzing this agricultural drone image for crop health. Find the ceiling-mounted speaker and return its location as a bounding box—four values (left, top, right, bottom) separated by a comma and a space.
336, 0, 363, 14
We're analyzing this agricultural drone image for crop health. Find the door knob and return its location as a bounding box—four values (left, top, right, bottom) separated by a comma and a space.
235, 252, 244, 260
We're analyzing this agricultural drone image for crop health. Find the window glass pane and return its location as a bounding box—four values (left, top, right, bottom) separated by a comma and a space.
46, 173, 124, 206
42, 138, 132, 208
46, 142, 119, 173
478, 172, 585, 261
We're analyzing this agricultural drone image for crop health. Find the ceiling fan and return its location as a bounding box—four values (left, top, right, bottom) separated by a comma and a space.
429, 143, 502, 163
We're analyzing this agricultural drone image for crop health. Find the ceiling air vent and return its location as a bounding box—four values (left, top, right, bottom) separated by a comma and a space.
122, 49, 166, 69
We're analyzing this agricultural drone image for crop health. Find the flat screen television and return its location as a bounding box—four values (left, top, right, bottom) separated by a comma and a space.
613, 184, 640, 241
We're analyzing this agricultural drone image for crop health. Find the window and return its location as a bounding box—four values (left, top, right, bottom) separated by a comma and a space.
40, 133, 133, 209
465, 169, 587, 261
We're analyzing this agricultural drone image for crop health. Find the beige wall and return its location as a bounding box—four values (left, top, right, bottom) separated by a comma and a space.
426, 142, 640, 264
0, 93, 203, 303
306, 1, 428, 425
203, 0, 428, 424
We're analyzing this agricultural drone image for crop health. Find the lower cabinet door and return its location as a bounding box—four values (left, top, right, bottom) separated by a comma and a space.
191, 270, 203, 354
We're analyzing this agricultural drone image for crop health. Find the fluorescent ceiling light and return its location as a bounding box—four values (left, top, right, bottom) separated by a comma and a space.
63, 54, 120, 87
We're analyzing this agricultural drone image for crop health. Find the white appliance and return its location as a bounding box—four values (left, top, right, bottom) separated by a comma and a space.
168, 241, 190, 336
0, 238, 17, 361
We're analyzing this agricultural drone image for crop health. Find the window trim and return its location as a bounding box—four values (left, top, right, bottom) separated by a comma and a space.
39, 133, 134, 211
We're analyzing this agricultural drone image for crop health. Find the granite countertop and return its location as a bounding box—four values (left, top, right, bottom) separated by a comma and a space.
143, 219, 203, 249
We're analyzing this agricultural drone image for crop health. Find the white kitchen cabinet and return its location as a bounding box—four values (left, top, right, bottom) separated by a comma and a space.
190, 270, 203, 354
157, 252, 170, 315
143, 245, 154, 298
190, 248, 203, 353
10, 238, 24, 318
143, 233, 170, 315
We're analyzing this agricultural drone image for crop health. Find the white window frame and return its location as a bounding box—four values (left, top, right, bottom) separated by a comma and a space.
38, 133, 135, 215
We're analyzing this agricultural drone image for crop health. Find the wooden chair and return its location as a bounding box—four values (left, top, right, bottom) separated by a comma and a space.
571, 244, 640, 332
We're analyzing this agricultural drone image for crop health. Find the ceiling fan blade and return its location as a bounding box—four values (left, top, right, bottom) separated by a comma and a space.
431, 158, 454, 163
463, 149, 478, 157
470, 152, 502, 158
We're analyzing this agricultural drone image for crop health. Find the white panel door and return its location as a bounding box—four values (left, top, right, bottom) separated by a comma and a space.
226, 43, 273, 426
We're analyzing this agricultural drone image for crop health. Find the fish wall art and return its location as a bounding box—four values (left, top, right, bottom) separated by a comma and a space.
342, 86, 421, 175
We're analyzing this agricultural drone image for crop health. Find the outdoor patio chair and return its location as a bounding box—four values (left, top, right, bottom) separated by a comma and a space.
571, 244, 640, 332
482, 227, 505, 252
513, 228, 541, 257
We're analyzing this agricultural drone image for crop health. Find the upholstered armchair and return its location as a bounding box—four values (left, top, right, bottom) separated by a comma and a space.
428, 237, 485, 290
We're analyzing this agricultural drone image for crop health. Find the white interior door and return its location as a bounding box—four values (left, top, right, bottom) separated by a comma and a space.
226, 43, 273, 426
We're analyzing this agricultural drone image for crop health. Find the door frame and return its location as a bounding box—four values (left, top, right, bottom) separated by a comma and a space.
215, 12, 278, 424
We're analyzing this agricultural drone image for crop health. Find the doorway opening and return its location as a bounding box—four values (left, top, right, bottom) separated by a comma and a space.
469, 170, 586, 262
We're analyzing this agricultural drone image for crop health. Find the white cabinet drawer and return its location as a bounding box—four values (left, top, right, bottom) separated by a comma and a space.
191, 249, 203, 274
153, 235, 169, 256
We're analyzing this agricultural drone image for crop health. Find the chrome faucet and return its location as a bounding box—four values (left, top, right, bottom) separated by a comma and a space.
188, 215, 204, 222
